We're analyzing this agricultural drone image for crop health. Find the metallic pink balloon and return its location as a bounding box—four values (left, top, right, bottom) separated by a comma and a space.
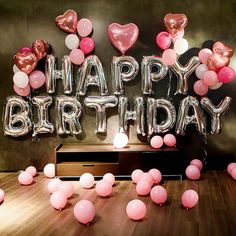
212, 41, 234, 58
32, 39, 49, 60
108, 23, 139, 55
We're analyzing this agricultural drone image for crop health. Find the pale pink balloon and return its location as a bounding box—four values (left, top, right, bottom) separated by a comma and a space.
47, 178, 62, 193
43, 163, 55, 178
80, 37, 95, 54
162, 49, 177, 66
18, 171, 33, 185
185, 165, 201, 180
103, 173, 115, 186
148, 169, 162, 184
217, 66, 235, 83
136, 179, 152, 196
65, 34, 80, 50
163, 134, 176, 147
195, 64, 209, 79
126, 199, 146, 221
69, 49, 85, 65
74, 200, 96, 225
13, 84, 30, 97
150, 135, 164, 149
190, 159, 203, 171
202, 70, 218, 87
150, 186, 168, 206
172, 29, 185, 42
0, 189, 5, 204
13, 71, 29, 88
113, 133, 128, 148
198, 48, 213, 65
231, 167, 236, 180
181, 190, 199, 209
156, 31, 172, 50
77, 18, 93, 37
193, 80, 208, 96
80, 173, 94, 189
25, 166, 37, 177
131, 169, 144, 184
50, 191, 67, 210
140, 172, 154, 185
20, 47, 32, 53
29, 70, 46, 89
58, 182, 74, 198
227, 162, 236, 175
95, 180, 112, 197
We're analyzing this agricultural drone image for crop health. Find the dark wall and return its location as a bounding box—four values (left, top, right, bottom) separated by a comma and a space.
0, 0, 236, 171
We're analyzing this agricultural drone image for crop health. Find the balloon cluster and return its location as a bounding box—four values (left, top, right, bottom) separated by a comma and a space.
150, 133, 176, 149
18, 165, 37, 185
55, 9, 95, 65
185, 159, 203, 180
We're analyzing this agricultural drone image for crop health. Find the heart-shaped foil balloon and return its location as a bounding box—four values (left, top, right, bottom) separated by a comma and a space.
212, 41, 234, 58
32, 39, 49, 60
55, 9, 78, 33
207, 53, 230, 72
108, 23, 139, 55
13, 52, 38, 74
164, 13, 188, 37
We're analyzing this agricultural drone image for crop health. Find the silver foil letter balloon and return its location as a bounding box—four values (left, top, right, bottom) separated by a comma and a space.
56, 96, 82, 135
112, 56, 139, 95
3, 96, 32, 137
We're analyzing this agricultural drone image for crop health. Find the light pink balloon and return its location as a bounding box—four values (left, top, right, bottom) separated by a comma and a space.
18, 171, 33, 185
163, 134, 176, 147
162, 49, 177, 66
231, 167, 236, 180
29, 70, 46, 89
74, 200, 96, 225
25, 166, 37, 177
217, 66, 235, 83
193, 80, 208, 96
227, 162, 236, 175
95, 180, 112, 197
126, 199, 146, 221
172, 29, 185, 42
198, 48, 213, 65
0, 189, 5, 204
20, 47, 32, 53
43, 163, 55, 178
50, 191, 67, 210
150, 186, 168, 206
131, 169, 144, 184
185, 165, 201, 180
77, 18, 93, 37
48, 178, 62, 193
80, 173, 94, 189
195, 64, 209, 79
203, 70, 218, 87
190, 159, 203, 171
156, 31, 172, 50
103, 173, 115, 186
13, 84, 30, 97
141, 172, 154, 185
148, 169, 162, 184
69, 49, 85, 65
150, 135, 164, 149
58, 182, 74, 198
80, 37, 95, 54
181, 190, 199, 209
136, 179, 152, 196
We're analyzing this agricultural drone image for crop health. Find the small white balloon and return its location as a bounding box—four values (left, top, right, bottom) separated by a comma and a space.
195, 64, 209, 79
13, 64, 21, 73
113, 133, 128, 149
174, 38, 189, 55
209, 82, 223, 90
65, 34, 80, 50
13, 71, 29, 88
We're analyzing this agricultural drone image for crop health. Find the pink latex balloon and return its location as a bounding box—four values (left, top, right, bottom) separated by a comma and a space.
150, 135, 164, 149
172, 29, 185, 42
136, 179, 152, 196
148, 169, 162, 184
0, 189, 5, 204
77, 18, 93, 37
13, 84, 30, 97
140, 172, 154, 185
156, 31, 172, 50
185, 165, 201, 180
126, 199, 146, 221
181, 190, 199, 209
95, 180, 113, 197
43, 163, 55, 178
58, 182, 74, 198
198, 48, 213, 65
74, 200, 96, 225
193, 80, 208, 96
231, 167, 236, 180
163, 134, 176, 147
217, 66, 235, 83
131, 169, 144, 184
69, 49, 85, 65
29, 70, 46, 89
203, 70, 218, 87
150, 186, 168, 206
25, 166, 37, 177
195, 64, 209, 79
18, 171, 33, 185
50, 191, 67, 210
48, 178, 62, 193
190, 159, 203, 171
80, 37, 95, 54
80, 173, 94, 189
20, 47, 32, 53
103, 173, 115, 186
162, 49, 177, 66
227, 162, 236, 175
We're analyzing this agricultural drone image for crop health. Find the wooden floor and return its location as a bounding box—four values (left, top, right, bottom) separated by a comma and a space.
0, 171, 236, 236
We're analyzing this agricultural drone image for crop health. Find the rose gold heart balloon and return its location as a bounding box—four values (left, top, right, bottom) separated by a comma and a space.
32, 39, 49, 60
207, 54, 230, 72
108, 23, 139, 55
212, 41, 234, 58
55, 9, 78, 33
164, 13, 188, 37
13, 52, 38, 74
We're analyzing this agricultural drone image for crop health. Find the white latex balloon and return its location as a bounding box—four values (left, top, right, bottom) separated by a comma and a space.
113, 133, 128, 149
195, 64, 209, 79
174, 38, 189, 55
65, 34, 80, 50
13, 64, 21, 73
209, 82, 223, 90
13, 71, 29, 88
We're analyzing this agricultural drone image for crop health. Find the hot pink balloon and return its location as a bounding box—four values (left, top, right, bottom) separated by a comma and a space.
195, 64, 209, 79
0, 189, 5, 204
156, 31, 172, 50
131, 169, 144, 184
227, 162, 236, 175
48, 178, 62, 194
126, 199, 146, 221
141, 172, 154, 185
50, 191, 67, 210
162, 49, 177, 66
217, 66, 235, 83
25, 166, 37, 177
198, 48, 213, 65
43, 163, 55, 178
193, 80, 208, 96
181, 190, 199, 209
150, 186, 168, 206
190, 159, 203, 171
185, 165, 201, 180
69, 49, 85, 65
231, 167, 236, 180
150, 135, 164, 149
103, 173, 115, 186
148, 169, 162, 184
163, 134, 176, 147
136, 179, 152, 196
77, 18, 93, 37
20, 47, 32, 53
95, 180, 112, 197
18, 171, 33, 185
80, 173, 94, 189
202, 70, 218, 87
13, 84, 30, 97
80, 37, 95, 54
74, 200, 96, 225
58, 182, 74, 198
29, 70, 46, 89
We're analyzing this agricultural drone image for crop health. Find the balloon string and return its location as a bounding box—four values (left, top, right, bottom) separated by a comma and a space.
202, 133, 208, 166
167, 70, 173, 100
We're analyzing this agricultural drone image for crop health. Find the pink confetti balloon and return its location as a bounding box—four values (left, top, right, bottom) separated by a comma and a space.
126, 199, 146, 221
162, 49, 177, 66
150, 186, 168, 206
217, 66, 235, 83
198, 48, 213, 64
43, 163, 55, 178
148, 169, 162, 184
69, 49, 85, 65
80, 37, 95, 54
50, 191, 67, 210
103, 173, 115, 186
74, 200, 96, 225
13, 84, 30, 97
58, 182, 74, 198
136, 179, 152, 196
163, 134, 176, 147
131, 169, 144, 184
231, 167, 236, 180
48, 178, 62, 194
185, 165, 201, 180
193, 80, 208, 96
95, 180, 112, 197
195, 64, 209, 79
227, 162, 236, 175
29, 70, 46, 89
150, 135, 164, 149
80, 173, 94, 189
0, 189, 5, 204
190, 159, 203, 171
18, 171, 33, 185
77, 18, 93, 37
156, 31, 172, 50
141, 172, 154, 185
20, 47, 32, 53
181, 190, 199, 209
202, 70, 218, 87
25, 166, 37, 177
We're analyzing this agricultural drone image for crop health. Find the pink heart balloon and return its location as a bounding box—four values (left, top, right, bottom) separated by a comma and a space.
108, 23, 139, 55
